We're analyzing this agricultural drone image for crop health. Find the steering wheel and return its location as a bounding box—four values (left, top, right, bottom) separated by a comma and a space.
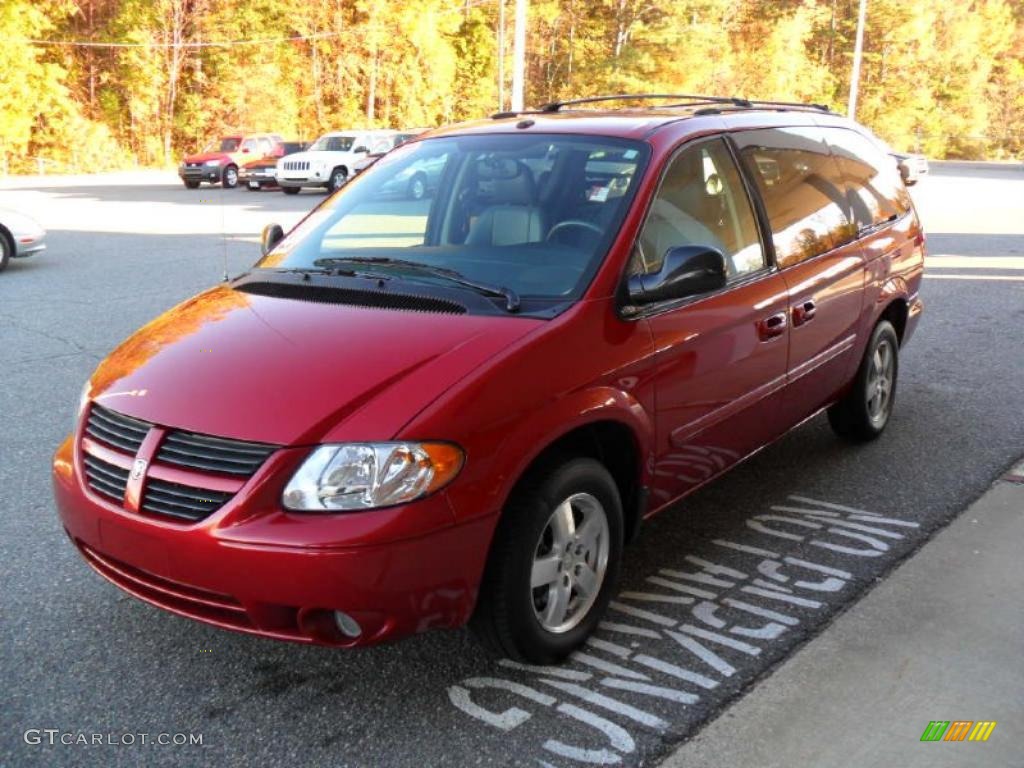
546, 220, 603, 244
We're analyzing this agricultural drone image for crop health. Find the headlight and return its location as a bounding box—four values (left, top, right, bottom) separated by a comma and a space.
282, 442, 464, 512
203, 159, 221, 166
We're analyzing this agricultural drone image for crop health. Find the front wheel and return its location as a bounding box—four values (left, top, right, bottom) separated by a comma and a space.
221, 165, 238, 188
472, 457, 623, 663
0, 230, 11, 272
407, 172, 427, 200
183, 180, 200, 189
328, 167, 347, 191
828, 319, 900, 442
281, 186, 300, 195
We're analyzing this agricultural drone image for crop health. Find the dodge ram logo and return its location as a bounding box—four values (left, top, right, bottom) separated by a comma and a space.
130, 458, 148, 481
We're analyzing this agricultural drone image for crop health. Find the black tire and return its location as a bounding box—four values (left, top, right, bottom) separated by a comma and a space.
328, 167, 347, 191
407, 172, 427, 200
0, 228, 11, 272
472, 457, 623, 664
221, 165, 239, 188
183, 180, 200, 189
281, 186, 300, 195
828, 319, 900, 442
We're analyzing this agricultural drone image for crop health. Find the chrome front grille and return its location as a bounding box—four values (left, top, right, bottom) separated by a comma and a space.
85, 404, 149, 454
282, 160, 309, 171
83, 454, 130, 502
141, 478, 234, 522
156, 431, 275, 477
79, 404, 277, 523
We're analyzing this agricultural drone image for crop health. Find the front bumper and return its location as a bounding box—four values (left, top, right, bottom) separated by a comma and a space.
179, 166, 222, 183
240, 169, 278, 188
277, 173, 328, 189
14, 231, 46, 257
52, 434, 493, 646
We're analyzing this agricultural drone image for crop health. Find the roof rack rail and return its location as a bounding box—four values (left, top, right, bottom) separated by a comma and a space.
533, 93, 832, 114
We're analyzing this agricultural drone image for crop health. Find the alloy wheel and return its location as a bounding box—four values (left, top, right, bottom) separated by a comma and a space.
531, 492, 610, 634
866, 338, 895, 426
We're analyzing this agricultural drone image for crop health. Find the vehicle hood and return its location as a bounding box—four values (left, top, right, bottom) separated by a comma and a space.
182, 151, 231, 164
86, 284, 543, 446
242, 158, 275, 170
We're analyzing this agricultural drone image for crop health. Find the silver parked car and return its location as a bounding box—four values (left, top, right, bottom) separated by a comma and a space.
892, 151, 929, 186
0, 208, 46, 272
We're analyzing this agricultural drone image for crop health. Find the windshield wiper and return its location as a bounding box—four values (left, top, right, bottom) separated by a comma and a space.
313, 257, 521, 312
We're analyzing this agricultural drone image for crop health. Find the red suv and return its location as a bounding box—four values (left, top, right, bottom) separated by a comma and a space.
53, 96, 924, 663
179, 133, 284, 189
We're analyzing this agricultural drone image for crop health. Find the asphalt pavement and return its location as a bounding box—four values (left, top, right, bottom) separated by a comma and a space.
662, 463, 1024, 768
1, 164, 1022, 767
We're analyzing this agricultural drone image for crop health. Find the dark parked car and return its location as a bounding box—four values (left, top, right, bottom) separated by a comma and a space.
54, 95, 924, 663
240, 142, 308, 190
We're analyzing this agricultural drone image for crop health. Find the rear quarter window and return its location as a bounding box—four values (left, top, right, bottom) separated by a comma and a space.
821, 127, 911, 232
733, 127, 853, 268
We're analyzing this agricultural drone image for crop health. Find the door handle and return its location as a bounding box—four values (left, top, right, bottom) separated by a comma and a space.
792, 299, 817, 327
757, 311, 788, 341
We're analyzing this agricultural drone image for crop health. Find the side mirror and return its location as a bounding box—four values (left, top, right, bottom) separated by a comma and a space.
241, 146, 251, 154
353, 146, 369, 154
627, 245, 727, 305
260, 223, 285, 257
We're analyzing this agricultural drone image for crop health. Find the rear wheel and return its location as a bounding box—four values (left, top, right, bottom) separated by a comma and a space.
221, 165, 238, 188
828, 319, 899, 442
282, 186, 300, 195
472, 457, 623, 663
183, 180, 200, 189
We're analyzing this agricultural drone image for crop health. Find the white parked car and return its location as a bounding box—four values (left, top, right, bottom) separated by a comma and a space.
276, 130, 398, 194
0, 208, 46, 272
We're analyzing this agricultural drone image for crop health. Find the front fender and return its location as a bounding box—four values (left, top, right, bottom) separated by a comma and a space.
444, 385, 654, 526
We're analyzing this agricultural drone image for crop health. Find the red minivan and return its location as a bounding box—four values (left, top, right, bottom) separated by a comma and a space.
53, 96, 924, 663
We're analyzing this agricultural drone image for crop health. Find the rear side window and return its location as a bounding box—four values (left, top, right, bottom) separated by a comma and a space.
822, 127, 911, 232
632, 138, 765, 279
734, 128, 853, 268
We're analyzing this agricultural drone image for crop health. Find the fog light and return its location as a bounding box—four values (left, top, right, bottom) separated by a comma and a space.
334, 610, 362, 638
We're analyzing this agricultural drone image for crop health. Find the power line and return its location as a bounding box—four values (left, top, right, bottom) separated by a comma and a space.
3, 31, 345, 48
1, 0, 499, 49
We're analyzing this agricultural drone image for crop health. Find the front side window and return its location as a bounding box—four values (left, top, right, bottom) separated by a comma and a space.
735, 128, 853, 268
257, 134, 649, 302
631, 138, 765, 279
822, 127, 911, 232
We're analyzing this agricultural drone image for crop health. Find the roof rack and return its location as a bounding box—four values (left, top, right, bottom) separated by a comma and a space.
491, 93, 831, 118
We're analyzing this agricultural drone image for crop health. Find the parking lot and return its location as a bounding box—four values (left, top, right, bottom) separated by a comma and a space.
1, 164, 1022, 767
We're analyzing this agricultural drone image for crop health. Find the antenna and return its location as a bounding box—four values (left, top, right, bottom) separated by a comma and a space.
220, 178, 229, 282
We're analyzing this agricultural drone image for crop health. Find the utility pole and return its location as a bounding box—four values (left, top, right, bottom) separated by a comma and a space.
847, 0, 867, 119
510, 0, 527, 112
497, 0, 505, 112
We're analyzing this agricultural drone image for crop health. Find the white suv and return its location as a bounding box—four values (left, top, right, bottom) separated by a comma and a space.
277, 130, 398, 193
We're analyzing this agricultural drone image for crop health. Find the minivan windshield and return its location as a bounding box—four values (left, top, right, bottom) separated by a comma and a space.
256, 134, 648, 301
309, 135, 355, 152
